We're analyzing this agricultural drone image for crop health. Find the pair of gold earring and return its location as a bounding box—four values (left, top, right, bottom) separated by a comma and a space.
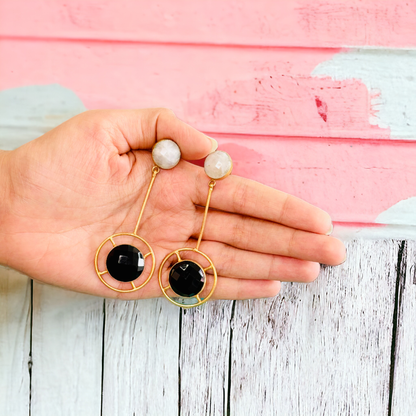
94, 139, 233, 308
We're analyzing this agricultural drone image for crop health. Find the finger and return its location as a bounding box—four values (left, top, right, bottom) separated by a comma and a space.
192, 208, 346, 266
106, 108, 217, 160
212, 277, 281, 300
195, 240, 321, 283
193, 169, 333, 235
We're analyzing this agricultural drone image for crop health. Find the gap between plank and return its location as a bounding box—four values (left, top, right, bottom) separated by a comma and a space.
100, 299, 106, 416
28, 279, 33, 416
204, 132, 416, 145
2, 35, 416, 53
388, 240, 407, 416
226, 301, 236, 416
178, 309, 183, 416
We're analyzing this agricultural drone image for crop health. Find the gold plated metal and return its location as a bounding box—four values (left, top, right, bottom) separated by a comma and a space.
151, 139, 181, 170
134, 166, 159, 235
94, 168, 159, 292
158, 247, 217, 308
95, 138, 182, 293
94, 165, 159, 293
95, 232, 156, 293
159, 149, 233, 308
196, 180, 215, 250
204, 151, 233, 180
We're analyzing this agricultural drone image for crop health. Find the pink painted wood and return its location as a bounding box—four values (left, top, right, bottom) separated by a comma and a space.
0, 0, 414, 228
0, 40, 388, 140
0, 0, 415, 48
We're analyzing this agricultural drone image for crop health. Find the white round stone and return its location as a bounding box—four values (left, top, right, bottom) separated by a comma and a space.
152, 139, 181, 169
204, 151, 232, 179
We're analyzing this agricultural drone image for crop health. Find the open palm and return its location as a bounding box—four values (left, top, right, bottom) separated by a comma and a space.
0, 109, 345, 301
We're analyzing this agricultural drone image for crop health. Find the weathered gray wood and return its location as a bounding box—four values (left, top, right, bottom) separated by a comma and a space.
102, 298, 180, 416
2, 240, 409, 415
391, 240, 416, 415
179, 300, 234, 416
0, 84, 86, 151
0, 267, 31, 416
31, 283, 103, 416
229, 240, 398, 415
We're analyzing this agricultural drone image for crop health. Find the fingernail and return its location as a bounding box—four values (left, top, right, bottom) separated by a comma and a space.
208, 136, 218, 154
326, 222, 333, 236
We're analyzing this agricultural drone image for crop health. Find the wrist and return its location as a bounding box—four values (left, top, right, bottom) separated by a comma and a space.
0, 150, 12, 266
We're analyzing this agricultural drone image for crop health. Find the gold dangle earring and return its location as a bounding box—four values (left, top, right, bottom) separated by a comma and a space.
94, 139, 181, 293
159, 150, 233, 308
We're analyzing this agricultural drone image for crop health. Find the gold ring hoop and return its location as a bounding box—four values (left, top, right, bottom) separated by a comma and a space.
95, 232, 155, 293
158, 247, 217, 308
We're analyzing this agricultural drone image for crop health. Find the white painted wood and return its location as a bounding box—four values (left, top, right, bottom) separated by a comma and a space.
229, 240, 398, 415
102, 298, 180, 416
0, 266, 31, 416
1, 239, 410, 414
391, 240, 416, 415
179, 300, 233, 415
0, 84, 86, 150
312, 49, 416, 140
31, 283, 103, 416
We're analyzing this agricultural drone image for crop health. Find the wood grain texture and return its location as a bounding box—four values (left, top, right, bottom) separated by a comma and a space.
179, 300, 234, 415
0, 39, 399, 140
0, 2, 414, 413
229, 240, 398, 415
218, 135, 416, 226
1, 240, 414, 414
3, 39, 414, 141
102, 299, 180, 416
0, 267, 30, 416
31, 283, 103, 416
312, 49, 416, 141
0, 84, 86, 150
390, 240, 416, 415
1, 0, 415, 48
1, 84, 415, 226
2, 82, 415, 229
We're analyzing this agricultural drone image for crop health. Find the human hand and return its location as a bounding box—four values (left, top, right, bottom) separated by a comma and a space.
0, 109, 345, 300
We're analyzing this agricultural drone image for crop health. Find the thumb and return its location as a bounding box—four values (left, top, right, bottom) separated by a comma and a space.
114, 108, 218, 160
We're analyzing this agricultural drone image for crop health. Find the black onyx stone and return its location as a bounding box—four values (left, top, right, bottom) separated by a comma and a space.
106, 244, 145, 282
169, 260, 205, 297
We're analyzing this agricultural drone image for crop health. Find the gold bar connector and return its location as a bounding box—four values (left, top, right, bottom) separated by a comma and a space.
134, 166, 160, 235
196, 180, 216, 250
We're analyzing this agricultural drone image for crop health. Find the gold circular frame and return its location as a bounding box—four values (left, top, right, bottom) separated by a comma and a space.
158, 248, 217, 308
95, 232, 155, 293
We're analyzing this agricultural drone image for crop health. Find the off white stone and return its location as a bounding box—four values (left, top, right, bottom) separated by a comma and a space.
204, 150, 232, 179
152, 139, 181, 169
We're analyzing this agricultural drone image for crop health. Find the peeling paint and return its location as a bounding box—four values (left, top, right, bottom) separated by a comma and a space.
312, 49, 416, 139
0, 84, 86, 150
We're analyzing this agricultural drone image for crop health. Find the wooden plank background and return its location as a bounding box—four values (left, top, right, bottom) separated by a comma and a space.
0, 1, 415, 414
1, 240, 412, 415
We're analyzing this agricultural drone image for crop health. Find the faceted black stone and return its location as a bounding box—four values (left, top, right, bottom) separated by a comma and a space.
106, 244, 145, 282
169, 260, 205, 297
